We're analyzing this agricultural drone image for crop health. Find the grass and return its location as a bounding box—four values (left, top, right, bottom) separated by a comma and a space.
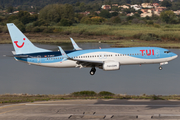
57, 24, 180, 40
1, 92, 180, 104
1, 24, 180, 48
112, 39, 180, 48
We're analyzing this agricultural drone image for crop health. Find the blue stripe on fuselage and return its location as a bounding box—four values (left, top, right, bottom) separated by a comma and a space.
15, 47, 177, 64
14, 50, 75, 63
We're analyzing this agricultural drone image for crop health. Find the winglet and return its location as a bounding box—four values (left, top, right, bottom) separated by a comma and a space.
58, 46, 69, 61
70, 37, 82, 50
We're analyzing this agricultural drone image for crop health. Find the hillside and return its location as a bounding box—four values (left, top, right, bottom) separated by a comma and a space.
0, 0, 162, 8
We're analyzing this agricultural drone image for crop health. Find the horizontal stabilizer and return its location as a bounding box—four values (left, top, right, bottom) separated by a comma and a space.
12, 51, 16, 55
14, 55, 29, 58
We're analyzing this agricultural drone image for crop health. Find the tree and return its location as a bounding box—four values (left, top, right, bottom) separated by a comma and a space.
7, 15, 18, 22
80, 16, 106, 24
39, 4, 74, 24
33, 19, 47, 27
111, 6, 119, 11
61, 4, 74, 22
13, 19, 25, 32
58, 18, 73, 26
104, 0, 111, 5
111, 12, 118, 16
99, 10, 111, 18
131, 0, 135, 5
126, 16, 134, 21
0, 16, 4, 22
79, 2, 85, 11
18, 11, 31, 24
134, 13, 140, 17
123, 8, 135, 14
7, 10, 37, 25
145, 0, 150, 3
7, 6, 13, 13
110, 16, 121, 23
39, 4, 63, 23
160, 10, 176, 24
161, 0, 172, 7
75, 1, 80, 6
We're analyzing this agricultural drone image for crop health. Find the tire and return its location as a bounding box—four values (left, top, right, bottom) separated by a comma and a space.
159, 66, 162, 70
90, 70, 95, 75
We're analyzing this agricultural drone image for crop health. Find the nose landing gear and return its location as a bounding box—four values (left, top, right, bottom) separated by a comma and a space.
159, 62, 168, 70
90, 67, 96, 75
159, 66, 162, 70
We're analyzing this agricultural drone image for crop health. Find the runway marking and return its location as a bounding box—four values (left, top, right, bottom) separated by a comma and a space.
0, 108, 25, 115
0, 104, 25, 110
25, 104, 180, 107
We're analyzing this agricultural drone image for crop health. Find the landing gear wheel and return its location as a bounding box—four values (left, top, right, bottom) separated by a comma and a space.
90, 67, 96, 75
159, 66, 162, 70
90, 70, 95, 75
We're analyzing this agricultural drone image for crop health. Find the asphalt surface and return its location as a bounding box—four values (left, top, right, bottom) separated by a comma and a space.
1, 99, 180, 120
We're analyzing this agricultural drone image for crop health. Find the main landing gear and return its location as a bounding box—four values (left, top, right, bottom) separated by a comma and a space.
90, 67, 96, 75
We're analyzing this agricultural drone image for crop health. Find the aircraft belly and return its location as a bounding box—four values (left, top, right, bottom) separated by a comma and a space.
43, 60, 76, 68
119, 56, 174, 65
28, 60, 77, 68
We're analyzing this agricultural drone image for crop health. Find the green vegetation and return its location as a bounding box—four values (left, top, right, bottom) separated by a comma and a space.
71, 91, 97, 96
39, 4, 74, 25
0, 0, 180, 48
1, 91, 180, 104
1, 23, 180, 48
160, 10, 177, 24
1, 0, 180, 12
26, 23, 180, 41
98, 91, 115, 96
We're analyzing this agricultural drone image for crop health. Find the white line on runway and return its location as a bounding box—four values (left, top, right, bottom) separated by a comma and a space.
25, 104, 180, 107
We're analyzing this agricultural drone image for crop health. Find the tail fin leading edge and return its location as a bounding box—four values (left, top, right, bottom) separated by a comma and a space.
7, 23, 51, 54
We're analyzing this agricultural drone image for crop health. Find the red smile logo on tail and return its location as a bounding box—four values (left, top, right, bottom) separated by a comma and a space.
14, 38, 26, 48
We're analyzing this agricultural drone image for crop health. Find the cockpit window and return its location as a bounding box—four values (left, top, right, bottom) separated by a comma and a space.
164, 51, 171, 53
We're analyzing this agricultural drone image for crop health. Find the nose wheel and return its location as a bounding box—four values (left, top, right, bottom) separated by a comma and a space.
159, 66, 162, 70
90, 67, 96, 75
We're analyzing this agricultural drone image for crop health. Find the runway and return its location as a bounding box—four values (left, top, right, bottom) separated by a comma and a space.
1, 99, 180, 120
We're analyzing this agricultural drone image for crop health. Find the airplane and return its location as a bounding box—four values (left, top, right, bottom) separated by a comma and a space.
7, 23, 178, 75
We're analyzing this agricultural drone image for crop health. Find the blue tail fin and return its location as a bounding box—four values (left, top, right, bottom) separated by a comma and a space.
7, 23, 51, 54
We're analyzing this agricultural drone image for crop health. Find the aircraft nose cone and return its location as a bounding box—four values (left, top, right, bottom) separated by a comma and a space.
172, 54, 178, 60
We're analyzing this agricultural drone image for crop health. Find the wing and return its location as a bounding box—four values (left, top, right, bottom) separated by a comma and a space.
58, 46, 103, 68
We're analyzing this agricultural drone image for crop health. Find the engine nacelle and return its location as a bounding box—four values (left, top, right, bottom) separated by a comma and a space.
103, 61, 120, 71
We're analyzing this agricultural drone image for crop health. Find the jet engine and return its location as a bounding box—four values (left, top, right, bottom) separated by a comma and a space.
103, 61, 120, 71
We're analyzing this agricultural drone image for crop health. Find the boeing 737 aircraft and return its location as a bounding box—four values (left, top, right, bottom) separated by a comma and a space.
7, 23, 178, 75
